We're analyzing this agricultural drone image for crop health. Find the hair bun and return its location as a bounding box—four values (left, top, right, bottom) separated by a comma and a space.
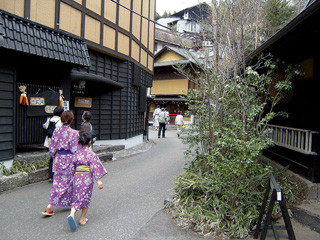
79, 131, 91, 146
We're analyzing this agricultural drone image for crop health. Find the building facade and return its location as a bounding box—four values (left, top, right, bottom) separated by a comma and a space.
150, 46, 198, 124
249, 0, 320, 182
0, 0, 155, 165
156, 3, 210, 33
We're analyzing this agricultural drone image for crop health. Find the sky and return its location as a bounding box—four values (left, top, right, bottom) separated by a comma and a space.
156, 0, 211, 15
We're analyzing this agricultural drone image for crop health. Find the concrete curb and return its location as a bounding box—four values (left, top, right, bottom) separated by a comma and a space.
112, 140, 155, 161
28, 168, 49, 184
292, 206, 320, 234
0, 172, 29, 193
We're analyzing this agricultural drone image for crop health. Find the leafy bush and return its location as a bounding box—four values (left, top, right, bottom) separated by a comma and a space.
0, 158, 49, 176
169, 62, 304, 238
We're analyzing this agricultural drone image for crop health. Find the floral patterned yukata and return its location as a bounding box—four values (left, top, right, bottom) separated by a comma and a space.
72, 145, 107, 211
48, 125, 79, 207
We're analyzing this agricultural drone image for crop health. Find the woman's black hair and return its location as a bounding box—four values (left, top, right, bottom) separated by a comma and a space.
82, 111, 92, 122
79, 131, 92, 146
53, 106, 64, 117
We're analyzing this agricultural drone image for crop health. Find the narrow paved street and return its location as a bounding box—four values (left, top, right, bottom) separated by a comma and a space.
0, 128, 188, 240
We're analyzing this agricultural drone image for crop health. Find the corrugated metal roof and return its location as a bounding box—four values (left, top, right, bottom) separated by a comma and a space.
154, 59, 191, 67
155, 45, 198, 64
0, 10, 90, 67
155, 28, 193, 47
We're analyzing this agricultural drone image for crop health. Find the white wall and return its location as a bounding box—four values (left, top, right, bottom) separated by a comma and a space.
95, 134, 143, 149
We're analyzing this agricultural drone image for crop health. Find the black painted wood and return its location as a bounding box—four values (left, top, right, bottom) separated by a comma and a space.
0, 66, 14, 161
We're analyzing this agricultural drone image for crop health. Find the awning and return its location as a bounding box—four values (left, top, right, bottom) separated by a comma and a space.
70, 70, 124, 89
0, 9, 90, 67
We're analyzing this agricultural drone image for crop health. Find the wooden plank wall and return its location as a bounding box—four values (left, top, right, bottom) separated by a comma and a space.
75, 50, 151, 140
0, 65, 14, 161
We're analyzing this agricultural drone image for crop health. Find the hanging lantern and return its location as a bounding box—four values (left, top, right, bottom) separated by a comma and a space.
59, 89, 64, 107
19, 85, 29, 105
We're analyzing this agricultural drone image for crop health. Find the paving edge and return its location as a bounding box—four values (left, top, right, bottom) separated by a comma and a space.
0, 168, 49, 194
292, 206, 320, 234
0, 141, 154, 194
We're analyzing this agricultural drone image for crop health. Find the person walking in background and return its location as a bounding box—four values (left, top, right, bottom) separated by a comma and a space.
42, 106, 64, 183
153, 105, 161, 130
158, 108, 168, 138
67, 131, 107, 231
79, 111, 96, 149
175, 111, 185, 137
165, 107, 170, 129
41, 110, 79, 216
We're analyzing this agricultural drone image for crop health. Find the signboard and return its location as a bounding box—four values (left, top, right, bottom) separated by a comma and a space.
30, 97, 45, 106
27, 90, 60, 116
74, 97, 92, 108
45, 105, 56, 114
72, 81, 86, 95
63, 101, 69, 111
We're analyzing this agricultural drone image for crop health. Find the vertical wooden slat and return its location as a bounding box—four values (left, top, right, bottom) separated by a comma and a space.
16, 83, 59, 145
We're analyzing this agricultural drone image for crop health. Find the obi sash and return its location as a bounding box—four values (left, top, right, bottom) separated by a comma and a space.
57, 149, 72, 155
75, 165, 91, 174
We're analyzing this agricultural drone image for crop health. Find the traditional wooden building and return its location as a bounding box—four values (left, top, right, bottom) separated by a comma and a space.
248, 0, 320, 183
150, 45, 198, 124
156, 3, 210, 34
0, 0, 155, 166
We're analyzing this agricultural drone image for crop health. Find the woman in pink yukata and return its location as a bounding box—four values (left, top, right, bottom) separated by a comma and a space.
67, 131, 107, 231
42, 110, 79, 216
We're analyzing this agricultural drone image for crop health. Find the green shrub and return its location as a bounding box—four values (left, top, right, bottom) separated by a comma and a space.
169, 62, 304, 238
0, 158, 49, 176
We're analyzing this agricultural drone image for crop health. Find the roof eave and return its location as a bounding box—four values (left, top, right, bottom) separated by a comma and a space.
247, 0, 320, 61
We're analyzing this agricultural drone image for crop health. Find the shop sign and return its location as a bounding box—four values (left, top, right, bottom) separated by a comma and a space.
72, 81, 86, 95
45, 105, 56, 114
30, 97, 45, 106
27, 90, 60, 116
74, 97, 92, 108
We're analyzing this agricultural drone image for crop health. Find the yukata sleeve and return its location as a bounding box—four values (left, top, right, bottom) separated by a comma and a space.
49, 131, 58, 158
69, 130, 79, 154
90, 154, 107, 181
43, 118, 50, 129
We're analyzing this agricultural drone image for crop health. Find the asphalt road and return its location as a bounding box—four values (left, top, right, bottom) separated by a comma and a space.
0, 128, 188, 240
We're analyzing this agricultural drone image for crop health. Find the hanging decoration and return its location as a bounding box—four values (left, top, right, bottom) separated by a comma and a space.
19, 85, 29, 105
59, 89, 64, 107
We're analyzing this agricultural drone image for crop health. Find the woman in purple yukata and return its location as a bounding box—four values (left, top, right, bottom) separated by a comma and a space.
67, 131, 107, 231
42, 110, 79, 216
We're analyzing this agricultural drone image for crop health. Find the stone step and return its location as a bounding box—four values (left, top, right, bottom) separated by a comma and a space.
93, 144, 125, 154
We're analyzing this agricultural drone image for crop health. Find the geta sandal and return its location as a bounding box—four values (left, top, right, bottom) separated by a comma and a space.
41, 209, 54, 216
79, 218, 88, 225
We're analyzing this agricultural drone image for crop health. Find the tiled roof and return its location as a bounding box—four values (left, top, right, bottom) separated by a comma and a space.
0, 10, 90, 67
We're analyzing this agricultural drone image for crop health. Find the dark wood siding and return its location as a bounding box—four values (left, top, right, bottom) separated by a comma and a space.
74, 50, 149, 140
0, 66, 14, 161
15, 83, 60, 145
